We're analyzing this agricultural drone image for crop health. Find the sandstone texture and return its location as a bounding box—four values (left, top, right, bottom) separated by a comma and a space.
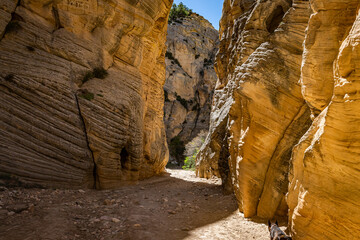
0, 0, 172, 189
288, 1, 360, 239
197, 0, 360, 238
197, 0, 312, 219
164, 13, 218, 161
300, 0, 360, 117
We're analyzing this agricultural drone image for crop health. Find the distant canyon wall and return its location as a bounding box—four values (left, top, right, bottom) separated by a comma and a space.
197, 0, 360, 238
0, 0, 172, 189
164, 13, 218, 162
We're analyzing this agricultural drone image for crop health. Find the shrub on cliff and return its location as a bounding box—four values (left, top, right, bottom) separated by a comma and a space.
78, 90, 94, 101
93, 67, 108, 79
82, 67, 108, 83
168, 2, 193, 23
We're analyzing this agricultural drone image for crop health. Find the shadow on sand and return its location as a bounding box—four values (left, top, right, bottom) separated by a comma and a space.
0, 169, 282, 240
113, 169, 241, 240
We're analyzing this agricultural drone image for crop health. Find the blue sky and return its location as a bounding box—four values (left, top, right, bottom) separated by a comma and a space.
173, 0, 223, 30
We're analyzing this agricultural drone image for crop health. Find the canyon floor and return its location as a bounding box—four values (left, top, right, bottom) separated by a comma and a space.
0, 169, 286, 240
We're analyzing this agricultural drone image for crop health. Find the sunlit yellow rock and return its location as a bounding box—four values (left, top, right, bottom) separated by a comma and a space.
288, 1, 360, 239
196, 0, 312, 219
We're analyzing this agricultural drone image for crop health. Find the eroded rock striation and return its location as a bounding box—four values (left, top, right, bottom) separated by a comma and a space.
197, 0, 360, 238
164, 13, 218, 162
197, 0, 312, 218
0, 0, 172, 189
288, 1, 360, 239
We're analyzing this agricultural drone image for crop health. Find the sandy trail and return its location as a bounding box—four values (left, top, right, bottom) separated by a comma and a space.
0, 169, 282, 240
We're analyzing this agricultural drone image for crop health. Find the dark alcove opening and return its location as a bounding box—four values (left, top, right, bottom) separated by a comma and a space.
266, 6, 285, 33
120, 148, 129, 170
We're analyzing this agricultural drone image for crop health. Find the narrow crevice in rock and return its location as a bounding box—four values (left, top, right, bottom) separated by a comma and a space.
52, 5, 63, 31
190, 108, 201, 138
218, 130, 231, 194
256, 103, 309, 215
189, 91, 201, 138
74, 93, 97, 189
168, 100, 176, 118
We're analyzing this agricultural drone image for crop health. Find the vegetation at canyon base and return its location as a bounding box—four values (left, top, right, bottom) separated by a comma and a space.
182, 131, 207, 170
183, 151, 197, 170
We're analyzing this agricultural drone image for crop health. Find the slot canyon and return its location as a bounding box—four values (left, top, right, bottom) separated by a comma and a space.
0, 0, 359, 239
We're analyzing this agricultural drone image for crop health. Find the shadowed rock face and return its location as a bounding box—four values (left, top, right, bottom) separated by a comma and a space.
0, 0, 172, 189
197, 0, 312, 219
164, 13, 218, 162
288, 1, 360, 239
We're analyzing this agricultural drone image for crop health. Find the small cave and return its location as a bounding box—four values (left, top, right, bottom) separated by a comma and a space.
266, 6, 286, 33
120, 148, 129, 170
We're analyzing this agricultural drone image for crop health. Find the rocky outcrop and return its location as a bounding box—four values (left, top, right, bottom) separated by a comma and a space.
288, 1, 360, 239
0, 0, 172, 189
164, 13, 218, 162
197, 0, 312, 218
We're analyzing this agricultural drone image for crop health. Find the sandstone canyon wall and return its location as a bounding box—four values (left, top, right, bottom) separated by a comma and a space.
287, 1, 360, 239
197, 0, 360, 238
0, 0, 172, 189
197, 0, 312, 218
164, 13, 218, 162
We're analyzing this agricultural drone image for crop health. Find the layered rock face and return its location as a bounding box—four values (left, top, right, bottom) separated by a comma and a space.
0, 0, 172, 189
197, 0, 360, 238
288, 1, 360, 239
197, 0, 312, 218
164, 14, 218, 161
300, 0, 360, 117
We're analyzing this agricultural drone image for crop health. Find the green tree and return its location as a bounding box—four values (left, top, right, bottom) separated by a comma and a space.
168, 2, 193, 23
182, 131, 207, 170
182, 149, 198, 170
